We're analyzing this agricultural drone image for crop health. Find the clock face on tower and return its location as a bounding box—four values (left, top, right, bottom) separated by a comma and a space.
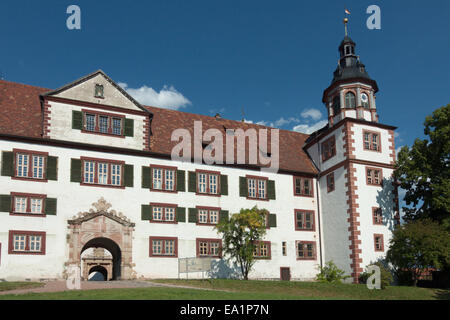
361, 93, 368, 103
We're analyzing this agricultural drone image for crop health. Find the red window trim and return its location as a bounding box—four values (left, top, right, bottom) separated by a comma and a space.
296, 240, 317, 260
321, 135, 336, 162
10, 192, 47, 217
8, 230, 46, 255
372, 207, 383, 225
326, 172, 335, 193
81, 109, 125, 138
374, 234, 384, 252
293, 176, 314, 197
245, 175, 269, 201
149, 236, 178, 258
366, 166, 383, 186
196, 169, 221, 197
150, 164, 178, 193
363, 130, 382, 153
80, 157, 125, 189
12, 149, 49, 182
253, 241, 271, 260
294, 210, 316, 231
196, 206, 221, 226
196, 238, 222, 258
149, 203, 178, 224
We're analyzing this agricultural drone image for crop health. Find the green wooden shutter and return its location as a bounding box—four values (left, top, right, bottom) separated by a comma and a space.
124, 164, 134, 187
239, 177, 248, 197
124, 118, 134, 137
46, 156, 58, 181
72, 110, 83, 130
267, 180, 276, 200
188, 171, 196, 192
142, 166, 151, 188
0, 195, 12, 212
1, 152, 14, 177
220, 175, 228, 195
70, 159, 82, 182
45, 198, 57, 215
141, 205, 152, 220
268, 213, 277, 228
176, 207, 186, 222
188, 208, 198, 223
176, 170, 186, 192
219, 210, 229, 222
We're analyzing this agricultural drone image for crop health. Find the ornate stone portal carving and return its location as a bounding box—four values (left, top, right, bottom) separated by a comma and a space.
66, 197, 136, 280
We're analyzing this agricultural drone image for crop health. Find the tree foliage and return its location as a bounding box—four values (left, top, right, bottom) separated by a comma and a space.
215, 206, 268, 280
394, 104, 450, 223
386, 219, 450, 286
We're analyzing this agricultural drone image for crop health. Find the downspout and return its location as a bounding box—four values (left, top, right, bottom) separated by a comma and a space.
316, 142, 323, 268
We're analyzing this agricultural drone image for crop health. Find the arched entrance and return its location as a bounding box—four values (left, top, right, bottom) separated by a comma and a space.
81, 243, 117, 280
66, 198, 136, 280
88, 265, 108, 281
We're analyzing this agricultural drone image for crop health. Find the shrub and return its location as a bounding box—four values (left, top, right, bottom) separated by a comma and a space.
316, 261, 350, 284
358, 261, 393, 289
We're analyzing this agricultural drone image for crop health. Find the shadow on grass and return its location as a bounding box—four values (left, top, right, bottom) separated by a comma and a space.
433, 289, 450, 300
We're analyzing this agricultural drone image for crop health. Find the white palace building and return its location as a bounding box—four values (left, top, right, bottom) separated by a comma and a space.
0, 30, 399, 283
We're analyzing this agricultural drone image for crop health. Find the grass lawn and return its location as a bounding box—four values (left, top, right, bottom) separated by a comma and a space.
0, 279, 448, 300
0, 282, 44, 292
152, 279, 450, 300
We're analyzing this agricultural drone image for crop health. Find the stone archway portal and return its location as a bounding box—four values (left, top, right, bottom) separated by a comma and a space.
67, 197, 136, 280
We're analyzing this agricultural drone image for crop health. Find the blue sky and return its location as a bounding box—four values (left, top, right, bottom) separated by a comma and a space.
0, 0, 449, 152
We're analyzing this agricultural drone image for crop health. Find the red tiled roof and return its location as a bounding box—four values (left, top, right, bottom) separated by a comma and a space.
0, 80, 318, 175
0, 80, 49, 138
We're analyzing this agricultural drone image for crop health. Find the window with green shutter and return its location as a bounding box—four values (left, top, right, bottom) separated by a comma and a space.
0, 195, 12, 212
176, 207, 186, 222
219, 210, 229, 222
142, 166, 151, 188
188, 171, 196, 192
124, 118, 134, 137
220, 175, 228, 195
141, 204, 152, 221
46, 156, 58, 181
72, 110, 83, 130
188, 208, 198, 223
239, 176, 248, 197
1, 152, 14, 177
268, 214, 277, 228
45, 198, 57, 215
267, 180, 276, 200
124, 164, 134, 187
70, 159, 82, 182
176, 170, 186, 192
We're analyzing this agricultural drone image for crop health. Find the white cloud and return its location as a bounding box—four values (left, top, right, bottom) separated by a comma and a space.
301, 108, 322, 121
292, 120, 328, 134
118, 82, 191, 110
273, 117, 300, 127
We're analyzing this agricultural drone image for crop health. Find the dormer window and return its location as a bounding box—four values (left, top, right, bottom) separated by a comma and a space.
94, 84, 104, 98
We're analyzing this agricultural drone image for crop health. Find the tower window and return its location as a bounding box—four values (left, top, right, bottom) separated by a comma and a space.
363, 131, 381, 151
332, 96, 340, 115
345, 92, 356, 108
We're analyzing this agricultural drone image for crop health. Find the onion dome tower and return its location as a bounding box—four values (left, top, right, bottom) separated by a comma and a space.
322, 18, 380, 126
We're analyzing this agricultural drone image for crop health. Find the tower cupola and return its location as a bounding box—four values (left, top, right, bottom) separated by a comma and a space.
323, 18, 380, 126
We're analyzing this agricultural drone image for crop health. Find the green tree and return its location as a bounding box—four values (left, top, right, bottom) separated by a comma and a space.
394, 104, 450, 223
386, 219, 450, 286
215, 206, 268, 280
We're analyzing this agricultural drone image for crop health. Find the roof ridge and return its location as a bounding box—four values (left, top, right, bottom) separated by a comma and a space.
143, 105, 311, 137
